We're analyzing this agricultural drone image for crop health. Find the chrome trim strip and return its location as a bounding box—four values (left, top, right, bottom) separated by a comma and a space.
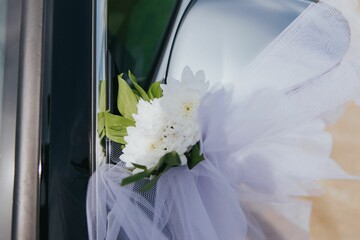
90, 0, 97, 172
11, 0, 44, 238
0, 0, 22, 239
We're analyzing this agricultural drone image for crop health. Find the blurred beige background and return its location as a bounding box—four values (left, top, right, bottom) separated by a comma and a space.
310, 103, 360, 239
309, 3, 360, 239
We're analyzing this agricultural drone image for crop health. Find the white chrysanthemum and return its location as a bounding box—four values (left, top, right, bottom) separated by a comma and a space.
120, 67, 209, 172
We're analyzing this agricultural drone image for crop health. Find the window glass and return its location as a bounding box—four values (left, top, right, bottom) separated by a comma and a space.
0, 0, 6, 131
108, 0, 179, 88
103, 0, 180, 166
38, 1, 92, 239
0, 1, 19, 239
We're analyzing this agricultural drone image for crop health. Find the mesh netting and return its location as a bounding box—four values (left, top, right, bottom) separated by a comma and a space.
87, 1, 360, 239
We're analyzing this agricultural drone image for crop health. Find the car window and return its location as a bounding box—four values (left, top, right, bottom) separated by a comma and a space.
38, 1, 92, 239
99, 0, 181, 166
108, 0, 179, 88
0, 0, 6, 129
0, 0, 21, 238
0, 0, 8, 237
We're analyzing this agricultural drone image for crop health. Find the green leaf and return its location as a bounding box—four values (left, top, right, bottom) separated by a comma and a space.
155, 154, 167, 172
128, 70, 150, 101
132, 163, 147, 170
117, 75, 139, 119
104, 111, 135, 144
147, 81, 163, 99
122, 152, 182, 192
155, 151, 181, 172
97, 80, 107, 142
140, 175, 161, 192
97, 112, 106, 140
121, 170, 150, 186
132, 89, 141, 101
106, 131, 126, 144
188, 143, 205, 169
105, 111, 135, 127
99, 80, 106, 112
163, 152, 182, 167
138, 152, 181, 191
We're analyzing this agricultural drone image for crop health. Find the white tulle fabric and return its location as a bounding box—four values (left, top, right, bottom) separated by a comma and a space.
87, 1, 360, 239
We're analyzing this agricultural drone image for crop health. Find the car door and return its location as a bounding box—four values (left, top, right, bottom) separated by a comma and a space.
39, 0, 184, 239
0, 0, 193, 239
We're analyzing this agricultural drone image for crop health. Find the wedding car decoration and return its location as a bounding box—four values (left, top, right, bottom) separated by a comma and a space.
88, 1, 360, 239
98, 68, 208, 191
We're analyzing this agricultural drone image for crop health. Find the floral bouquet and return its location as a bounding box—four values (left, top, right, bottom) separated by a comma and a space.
105, 68, 208, 191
